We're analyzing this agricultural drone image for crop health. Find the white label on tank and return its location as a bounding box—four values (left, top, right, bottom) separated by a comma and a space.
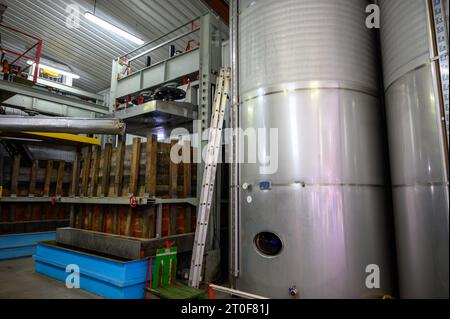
247, 196, 253, 204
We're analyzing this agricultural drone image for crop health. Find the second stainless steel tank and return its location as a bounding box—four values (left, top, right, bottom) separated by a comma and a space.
379, 0, 449, 299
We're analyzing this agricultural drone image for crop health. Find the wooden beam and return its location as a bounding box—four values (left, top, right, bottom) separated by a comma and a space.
80, 147, 92, 229
81, 147, 92, 197
99, 143, 113, 232
55, 161, 66, 196
43, 160, 53, 197
125, 138, 141, 236
101, 143, 113, 197
112, 142, 125, 235
28, 160, 38, 196
114, 142, 125, 197
143, 134, 158, 238
53, 160, 66, 220
10, 155, 21, 196
9, 155, 21, 222
128, 138, 141, 196
89, 146, 101, 197
69, 152, 81, 197
88, 146, 101, 230
26, 160, 39, 221
169, 140, 178, 236
69, 152, 81, 228
145, 135, 158, 197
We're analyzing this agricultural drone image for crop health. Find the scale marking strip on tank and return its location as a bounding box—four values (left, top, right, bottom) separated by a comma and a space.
432, 0, 450, 145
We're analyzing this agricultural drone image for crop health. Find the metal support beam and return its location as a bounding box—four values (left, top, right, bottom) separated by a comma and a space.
202, 0, 229, 25
121, 17, 201, 58
0, 80, 108, 114
128, 28, 200, 63
0, 116, 125, 135
34, 78, 104, 102
229, 0, 240, 284
2, 94, 96, 117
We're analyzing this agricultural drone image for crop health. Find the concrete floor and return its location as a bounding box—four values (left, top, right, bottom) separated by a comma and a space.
0, 257, 100, 299
0, 257, 229, 299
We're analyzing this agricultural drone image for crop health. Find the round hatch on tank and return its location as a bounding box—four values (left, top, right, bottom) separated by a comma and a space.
254, 232, 283, 257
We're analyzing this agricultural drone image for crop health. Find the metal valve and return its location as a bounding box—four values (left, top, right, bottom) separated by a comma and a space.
129, 195, 138, 208
288, 286, 298, 297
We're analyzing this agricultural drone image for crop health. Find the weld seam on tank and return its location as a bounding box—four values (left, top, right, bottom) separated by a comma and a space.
241, 85, 380, 103
245, 182, 386, 188
384, 61, 437, 93
392, 182, 450, 188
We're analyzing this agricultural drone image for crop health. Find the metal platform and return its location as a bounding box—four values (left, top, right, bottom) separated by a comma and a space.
56, 228, 195, 260
0, 79, 108, 116
113, 100, 198, 137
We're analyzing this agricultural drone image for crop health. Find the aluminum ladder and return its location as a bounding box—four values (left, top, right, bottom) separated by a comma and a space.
189, 67, 230, 288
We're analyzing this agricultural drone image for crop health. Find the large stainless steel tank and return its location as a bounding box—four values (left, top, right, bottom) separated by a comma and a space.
379, 0, 449, 298
236, 0, 395, 298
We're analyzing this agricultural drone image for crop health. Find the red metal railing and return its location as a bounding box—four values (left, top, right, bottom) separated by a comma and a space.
0, 23, 43, 83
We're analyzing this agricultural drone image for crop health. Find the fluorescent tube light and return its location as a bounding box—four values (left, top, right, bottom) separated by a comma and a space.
84, 12, 144, 45
27, 60, 81, 79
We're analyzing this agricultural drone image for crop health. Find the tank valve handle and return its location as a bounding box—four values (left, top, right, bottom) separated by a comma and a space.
242, 183, 252, 190
288, 286, 298, 298
129, 195, 138, 208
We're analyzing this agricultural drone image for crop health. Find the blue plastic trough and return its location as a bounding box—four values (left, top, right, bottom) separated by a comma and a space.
33, 242, 149, 299
0, 232, 56, 260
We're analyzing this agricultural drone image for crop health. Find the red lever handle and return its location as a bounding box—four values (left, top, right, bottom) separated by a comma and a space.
129, 195, 138, 208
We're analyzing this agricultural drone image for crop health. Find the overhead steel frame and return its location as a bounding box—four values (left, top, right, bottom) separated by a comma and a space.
109, 13, 224, 260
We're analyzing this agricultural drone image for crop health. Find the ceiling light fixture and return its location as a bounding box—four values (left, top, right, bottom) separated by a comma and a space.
84, 12, 144, 45
26, 60, 81, 79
